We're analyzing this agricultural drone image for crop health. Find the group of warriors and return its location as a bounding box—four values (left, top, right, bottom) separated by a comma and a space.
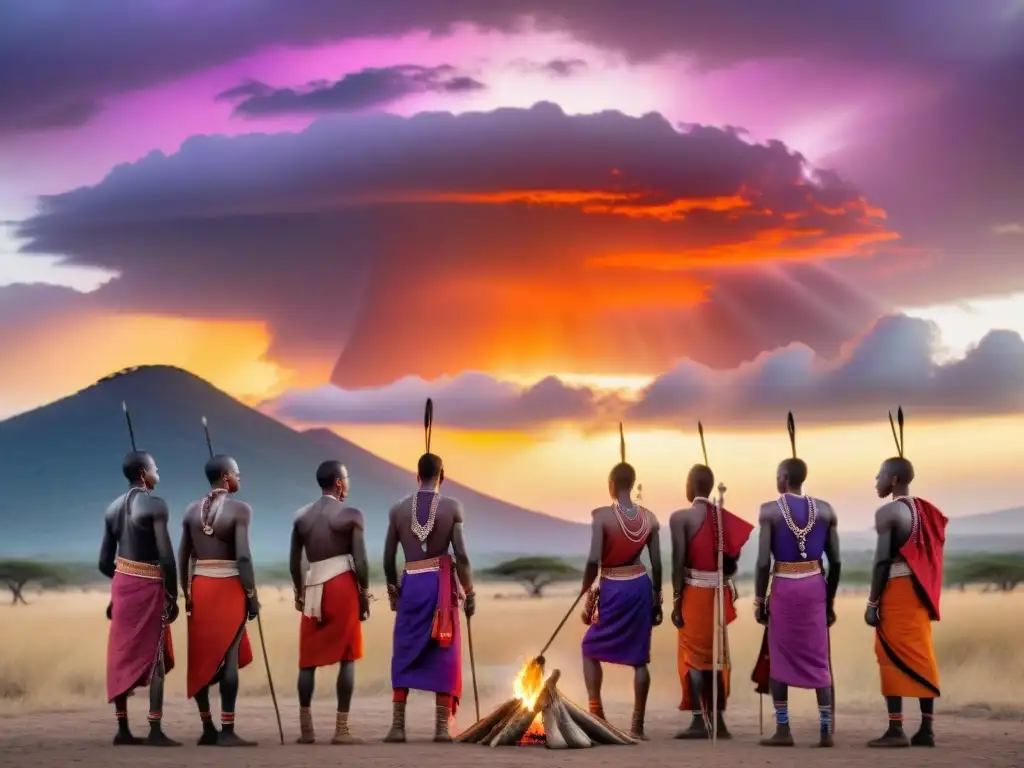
102, 400, 947, 750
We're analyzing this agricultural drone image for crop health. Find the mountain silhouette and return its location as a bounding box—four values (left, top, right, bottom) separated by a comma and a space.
0, 365, 588, 560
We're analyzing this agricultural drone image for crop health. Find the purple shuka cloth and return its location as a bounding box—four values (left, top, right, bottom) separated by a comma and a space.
391, 567, 462, 701
581, 573, 653, 667
767, 574, 831, 689
107, 569, 165, 702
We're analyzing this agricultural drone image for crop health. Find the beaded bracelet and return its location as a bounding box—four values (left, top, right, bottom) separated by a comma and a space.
866, 599, 879, 608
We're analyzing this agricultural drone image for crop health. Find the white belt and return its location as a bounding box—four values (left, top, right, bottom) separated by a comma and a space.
303, 554, 354, 620
773, 563, 822, 580
193, 560, 240, 578
683, 568, 723, 588
889, 561, 911, 578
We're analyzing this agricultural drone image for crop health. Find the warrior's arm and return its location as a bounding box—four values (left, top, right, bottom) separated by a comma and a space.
383, 507, 399, 588
150, 498, 178, 601
234, 504, 257, 596
646, 520, 663, 596
98, 514, 117, 578
867, 505, 893, 605
580, 515, 603, 594
754, 505, 773, 601
177, 516, 194, 597
288, 519, 304, 598
350, 511, 370, 593
823, 504, 842, 604
451, 501, 475, 595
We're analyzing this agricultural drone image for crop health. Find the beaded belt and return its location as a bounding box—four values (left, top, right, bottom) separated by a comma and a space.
193, 559, 239, 578
773, 560, 821, 579
115, 557, 161, 580
889, 561, 912, 578
684, 568, 723, 588
601, 563, 647, 581
404, 557, 440, 575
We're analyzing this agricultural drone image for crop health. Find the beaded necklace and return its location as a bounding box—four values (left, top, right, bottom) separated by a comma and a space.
200, 488, 228, 536
612, 499, 651, 543
775, 493, 818, 559
893, 495, 920, 545
410, 489, 442, 552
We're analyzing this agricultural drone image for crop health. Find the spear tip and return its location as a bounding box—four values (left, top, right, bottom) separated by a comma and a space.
201, 416, 208, 427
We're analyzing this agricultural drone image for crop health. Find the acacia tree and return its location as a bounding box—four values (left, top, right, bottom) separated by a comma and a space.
947, 555, 1024, 592
0, 559, 65, 605
486, 556, 581, 598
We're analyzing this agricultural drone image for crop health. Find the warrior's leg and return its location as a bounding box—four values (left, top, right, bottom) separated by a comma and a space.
112, 694, 143, 745
433, 692, 454, 742
911, 698, 935, 747
674, 670, 708, 739
194, 686, 219, 745
297, 667, 315, 743
143, 657, 180, 746
759, 679, 794, 746
629, 664, 650, 740
814, 685, 834, 747
217, 634, 256, 747
714, 672, 732, 739
332, 661, 361, 744
868, 695, 910, 747
384, 688, 408, 743
582, 657, 605, 719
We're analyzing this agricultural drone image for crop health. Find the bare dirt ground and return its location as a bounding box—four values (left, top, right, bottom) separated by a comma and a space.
1, 696, 1021, 768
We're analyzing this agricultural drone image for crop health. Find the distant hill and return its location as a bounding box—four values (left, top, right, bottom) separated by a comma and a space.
0, 366, 588, 561
948, 507, 1024, 535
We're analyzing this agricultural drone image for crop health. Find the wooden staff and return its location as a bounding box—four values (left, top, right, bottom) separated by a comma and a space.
201, 417, 284, 746
711, 481, 727, 747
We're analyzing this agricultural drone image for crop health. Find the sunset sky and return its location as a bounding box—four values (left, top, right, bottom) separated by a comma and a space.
2, 1, 1023, 526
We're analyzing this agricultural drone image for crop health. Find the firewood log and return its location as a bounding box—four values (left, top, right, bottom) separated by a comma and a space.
455, 699, 520, 743
561, 696, 635, 745
488, 670, 562, 747
542, 691, 591, 748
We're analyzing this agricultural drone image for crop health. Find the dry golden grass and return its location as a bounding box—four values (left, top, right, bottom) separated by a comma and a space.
0, 585, 1019, 717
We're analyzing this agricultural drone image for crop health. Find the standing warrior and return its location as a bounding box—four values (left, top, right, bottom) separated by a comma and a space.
178, 453, 259, 746
383, 399, 475, 743
579, 423, 663, 740
670, 423, 753, 740
865, 408, 947, 748
751, 412, 841, 748
100, 403, 179, 746
291, 460, 371, 745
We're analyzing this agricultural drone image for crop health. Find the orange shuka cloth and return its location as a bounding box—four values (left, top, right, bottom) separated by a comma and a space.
299, 571, 364, 669
187, 575, 254, 698
677, 505, 752, 711
875, 577, 940, 697
677, 588, 732, 711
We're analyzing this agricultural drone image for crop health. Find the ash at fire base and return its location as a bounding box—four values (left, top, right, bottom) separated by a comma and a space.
455, 659, 635, 748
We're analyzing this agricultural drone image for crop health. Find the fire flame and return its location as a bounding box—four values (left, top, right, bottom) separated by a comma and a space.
513, 657, 546, 742
513, 658, 545, 711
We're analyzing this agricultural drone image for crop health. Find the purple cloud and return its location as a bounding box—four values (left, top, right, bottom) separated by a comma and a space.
222, 65, 485, 118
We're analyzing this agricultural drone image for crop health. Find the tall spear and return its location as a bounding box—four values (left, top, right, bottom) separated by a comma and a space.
711, 480, 727, 747
201, 417, 284, 746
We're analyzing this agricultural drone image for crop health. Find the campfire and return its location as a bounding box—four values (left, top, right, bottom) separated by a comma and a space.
456, 659, 635, 748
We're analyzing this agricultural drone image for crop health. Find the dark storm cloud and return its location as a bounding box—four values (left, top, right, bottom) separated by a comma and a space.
2, 0, 1021, 131
263, 314, 1024, 430
222, 65, 485, 117
532, 58, 588, 78
12, 103, 898, 385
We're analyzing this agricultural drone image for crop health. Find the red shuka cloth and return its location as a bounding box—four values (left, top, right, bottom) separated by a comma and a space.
686, 505, 754, 624
299, 571, 364, 668
899, 497, 948, 621
430, 555, 456, 648
187, 575, 254, 698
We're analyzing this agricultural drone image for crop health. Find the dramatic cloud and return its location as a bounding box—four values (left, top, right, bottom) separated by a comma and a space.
265, 372, 606, 430
537, 58, 588, 78
264, 314, 1024, 431
3, 1, 1020, 131
13, 103, 897, 386
221, 65, 485, 117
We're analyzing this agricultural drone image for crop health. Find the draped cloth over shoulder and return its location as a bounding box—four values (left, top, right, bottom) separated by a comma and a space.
186, 559, 254, 698
874, 497, 947, 698
678, 506, 753, 711
391, 555, 462, 712
106, 557, 175, 702
299, 554, 363, 669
